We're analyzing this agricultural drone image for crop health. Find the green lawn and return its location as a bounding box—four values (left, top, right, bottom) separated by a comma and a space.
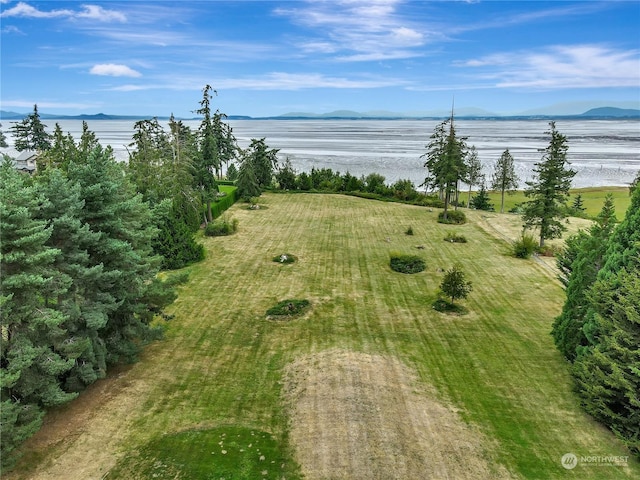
10, 192, 638, 480
484, 186, 632, 217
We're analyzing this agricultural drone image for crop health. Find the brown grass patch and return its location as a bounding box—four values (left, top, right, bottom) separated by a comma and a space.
283, 349, 515, 480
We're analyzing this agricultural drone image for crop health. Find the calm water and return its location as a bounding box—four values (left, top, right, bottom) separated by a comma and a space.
4, 119, 639, 189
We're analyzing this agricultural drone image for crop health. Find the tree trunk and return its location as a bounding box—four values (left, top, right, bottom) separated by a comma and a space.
500, 189, 505, 213
467, 184, 472, 208
207, 200, 213, 223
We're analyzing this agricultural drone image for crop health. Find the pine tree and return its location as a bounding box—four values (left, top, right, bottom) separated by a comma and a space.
236, 153, 261, 201
195, 85, 221, 222
470, 182, 494, 211
422, 115, 468, 221
571, 194, 586, 216
67, 146, 164, 364
244, 138, 279, 189
572, 188, 640, 455
32, 168, 107, 391
0, 123, 8, 148
522, 122, 576, 247
0, 160, 76, 467
9, 104, 52, 152
491, 149, 520, 213
464, 146, 482, 208
552, 195, 617, 361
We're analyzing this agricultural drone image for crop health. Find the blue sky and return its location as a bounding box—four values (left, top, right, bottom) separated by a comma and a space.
1, 0, 639, 117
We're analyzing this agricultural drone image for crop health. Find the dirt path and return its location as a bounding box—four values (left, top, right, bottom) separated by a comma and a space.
5, 364, 151, 480
283, 349, 515, 480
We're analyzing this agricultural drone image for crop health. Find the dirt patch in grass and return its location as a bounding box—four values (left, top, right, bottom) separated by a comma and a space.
282, 349, 514, 480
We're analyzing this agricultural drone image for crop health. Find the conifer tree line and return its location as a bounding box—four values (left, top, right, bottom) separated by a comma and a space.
553, 188, 640, 456
0, 86, 245, 467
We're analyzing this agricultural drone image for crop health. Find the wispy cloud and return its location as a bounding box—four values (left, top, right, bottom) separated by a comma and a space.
458, 44, 640, 89
275, 0, 431, 61
90, 64, 142, 77
106, 72, 410, 92
0, 2, 126, 22
1, 99, 100, 110
1, 24, 24, 34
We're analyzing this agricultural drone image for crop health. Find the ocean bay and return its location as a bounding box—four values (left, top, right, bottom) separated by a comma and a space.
4, 118, 639, 189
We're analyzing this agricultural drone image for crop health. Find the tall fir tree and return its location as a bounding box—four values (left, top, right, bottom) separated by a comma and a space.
422, 114, 468, 220
491, 149, 520, 213
67, 146, 164, 364
9, 104, 52, 152
464, 146, 483, 208
552, 195, 617, 361
522, 122, 576, 247
0, 160, 76, 467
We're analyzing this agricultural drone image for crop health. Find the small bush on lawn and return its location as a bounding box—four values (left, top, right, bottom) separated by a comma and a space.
438, 210, 466, 224
390, 252, 426, 274
272, 253, 297, 264
204, 217, 238, 237
444, 232, 467, 243
266, 299, 311, 317
405, 226, 414, 235
513, 232, 537, 258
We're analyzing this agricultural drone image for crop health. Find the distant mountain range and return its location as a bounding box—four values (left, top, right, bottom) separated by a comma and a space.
1, 107, 638, 121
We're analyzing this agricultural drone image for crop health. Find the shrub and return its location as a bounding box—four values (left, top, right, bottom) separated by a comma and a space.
513, 232, 537, 258
266, 299, 311, 317
204, 217, 238, 237
390, 252, 426, 274
272, 253, 297, 264
438, 210, 466, 224
444, 232, 467, 243
405, 226, 414, 236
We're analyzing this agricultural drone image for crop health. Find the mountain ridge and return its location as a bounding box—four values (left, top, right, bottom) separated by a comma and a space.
1, 107, 638, 121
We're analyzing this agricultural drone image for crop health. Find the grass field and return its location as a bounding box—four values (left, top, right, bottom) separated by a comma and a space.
8, 192, 639, 479
482, 186, 632, 217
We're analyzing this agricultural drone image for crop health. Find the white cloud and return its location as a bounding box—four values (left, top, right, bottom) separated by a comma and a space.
1, 25, 24, 34
275, 0, 430, 62
1, 2, 72, 18
460, 44, 640, 89
90, 64, 142, 77
76, 5, 126, 23
104, 72, 409, 92
0, 2, 125, 22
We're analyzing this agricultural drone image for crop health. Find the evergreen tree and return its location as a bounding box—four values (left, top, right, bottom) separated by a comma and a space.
194, 85, 220, 222
236, 154, 261, 201
470, 182, 494, 211
276, 157, 297, 190
67, 146, 165, 364
630, 170, 639, 196
571, 188, 640, 455
245, 138, 279, 189
32, 168, 107, 391
491, 149, 520, 213
0, 160, 75, 467
522, 122, 576, 247
552, 195, 617, 361
152, 200, 205, 270
571, 194, 586, 216
0, 123, 8, 148
422, 115, 468, 221
9, 104, 52, 152
226, 162, 238, 181
464, 146, 482, 208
